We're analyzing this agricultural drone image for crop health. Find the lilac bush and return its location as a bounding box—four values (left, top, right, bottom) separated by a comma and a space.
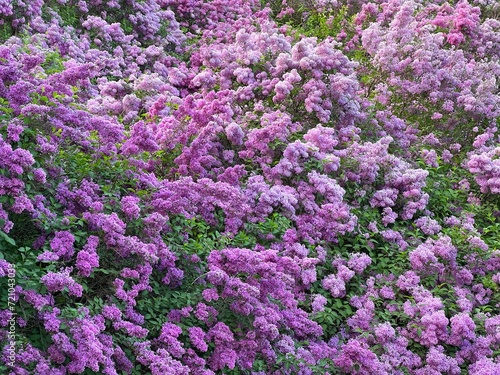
1, 0, 500, 374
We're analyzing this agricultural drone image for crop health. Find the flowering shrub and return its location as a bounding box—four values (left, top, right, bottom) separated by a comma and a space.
1, 0, 500, 374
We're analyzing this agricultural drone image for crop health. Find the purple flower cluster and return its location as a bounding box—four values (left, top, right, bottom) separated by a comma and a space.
40, 268, 83, 297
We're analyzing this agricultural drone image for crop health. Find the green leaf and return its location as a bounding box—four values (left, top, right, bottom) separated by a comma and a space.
0, 230, 16, 246
416, 327, 422, 337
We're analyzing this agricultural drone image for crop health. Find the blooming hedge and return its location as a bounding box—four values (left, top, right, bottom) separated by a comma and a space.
1, 0, 500, 374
